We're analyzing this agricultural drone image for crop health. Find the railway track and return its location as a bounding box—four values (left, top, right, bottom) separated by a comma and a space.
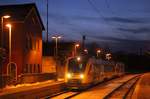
48, 76, 118, 99
103, 75, 141, 99
41, 75, 140, 99
42, 77, 113, 99
42, 90, 81, 99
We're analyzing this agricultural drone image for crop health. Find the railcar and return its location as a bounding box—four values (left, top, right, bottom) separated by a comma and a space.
65, 56, 125, 89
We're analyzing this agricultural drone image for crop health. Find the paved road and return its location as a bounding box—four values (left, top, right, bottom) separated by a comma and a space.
132, 73, 150, 99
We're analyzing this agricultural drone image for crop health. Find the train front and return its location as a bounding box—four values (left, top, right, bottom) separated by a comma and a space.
65, 56, 88, 89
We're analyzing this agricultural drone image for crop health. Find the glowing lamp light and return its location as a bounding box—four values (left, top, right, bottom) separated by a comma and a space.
67, 73, 71, 79
3, 15, 10, 19
52, 36, 61, 39
58, 36, 61, 39
75, 44, 79, 47
77, 56, 81, 61
52, 36, 56, 39
106, 53, 112, 60
97, 49, 101, 53
84, 49, 88, 53
80, 74, 84, 79
6, 24, 11, 28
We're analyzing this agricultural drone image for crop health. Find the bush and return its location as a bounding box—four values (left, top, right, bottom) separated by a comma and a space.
0, 48, 6, 63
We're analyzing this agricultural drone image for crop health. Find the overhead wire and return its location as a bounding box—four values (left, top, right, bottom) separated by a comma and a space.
105, 0, 123, 27
87, 0, 116, 27
86, 0, 115, 40
87, 0, 105, 18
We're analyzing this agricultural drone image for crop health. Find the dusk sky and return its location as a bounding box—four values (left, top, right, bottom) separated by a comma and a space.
0, 0, 150, 52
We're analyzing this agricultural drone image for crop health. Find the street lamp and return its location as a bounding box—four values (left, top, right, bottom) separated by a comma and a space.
96, 49, 101, 57
52, 36, 61, 58
74, 44, 79, 56
84, 49, 88, 54
52, 35, 61, 80
0, 15, 10, 88
106, 53, 111, 60
6, 24, 12, 65
1, 15, 10, 47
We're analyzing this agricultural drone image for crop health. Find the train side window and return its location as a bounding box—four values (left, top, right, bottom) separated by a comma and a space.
79, 64, 83, 69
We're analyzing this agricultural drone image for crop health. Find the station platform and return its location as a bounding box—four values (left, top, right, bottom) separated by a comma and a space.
132, 73, 150, 99
0, 79, 65, 99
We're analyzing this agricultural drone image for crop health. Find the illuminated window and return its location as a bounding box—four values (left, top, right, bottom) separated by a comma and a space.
30, 64, 32, 73
37, 40, 39, 50
25, 33, 30, 50
29, 36, 32, 50
34, 64, 36, 73
26, 64, 30, 73
23, 64, 28, 73
33, 38, 36, 50
37, 64, 40, 73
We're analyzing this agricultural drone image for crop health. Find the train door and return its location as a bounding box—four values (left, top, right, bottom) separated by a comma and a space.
88, 64, 94, 83
93, 64, 98, 82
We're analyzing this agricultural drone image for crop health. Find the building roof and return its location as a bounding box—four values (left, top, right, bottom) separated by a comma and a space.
0, 3, 45, 30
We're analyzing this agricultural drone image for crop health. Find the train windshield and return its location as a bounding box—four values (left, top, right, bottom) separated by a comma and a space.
68, 58, 87, 73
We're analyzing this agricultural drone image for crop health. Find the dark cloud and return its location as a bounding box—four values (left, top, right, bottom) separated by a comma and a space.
104, 17, 149, 24
86, 34, 150, 43
85, 35, 150, 52
70, 16, 100, 21
49, 14, 101, 23
118, 27, 150, 34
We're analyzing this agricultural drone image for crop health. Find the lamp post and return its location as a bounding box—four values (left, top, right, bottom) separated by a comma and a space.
0, 15, 10, 88
6, 24, 12, 66
52, 36, 61, 79
52, 36, 61, 58
96, 49, 101, 57
74, 44, 79, 56
1, 15, 10, 47
84, 49, 88, 54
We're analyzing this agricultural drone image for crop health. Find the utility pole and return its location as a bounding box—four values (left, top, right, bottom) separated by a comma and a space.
46, 0, 49, 43
82, 35, 86, 53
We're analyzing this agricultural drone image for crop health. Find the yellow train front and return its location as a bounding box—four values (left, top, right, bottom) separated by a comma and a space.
65, 56, 90, 89
65, 56, 125, 89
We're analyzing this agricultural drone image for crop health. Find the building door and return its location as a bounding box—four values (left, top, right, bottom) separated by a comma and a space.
7, 63, 17, 80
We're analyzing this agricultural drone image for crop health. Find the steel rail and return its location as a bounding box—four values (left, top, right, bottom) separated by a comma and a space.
103, 75, 141, 99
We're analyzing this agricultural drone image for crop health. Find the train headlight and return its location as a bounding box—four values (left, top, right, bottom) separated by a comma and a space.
80, 74, 84, 79
77, 56, 81, 61
67, 73, 72, 79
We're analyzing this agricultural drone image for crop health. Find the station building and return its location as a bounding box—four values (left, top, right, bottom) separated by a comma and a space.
0, 3, 44, 84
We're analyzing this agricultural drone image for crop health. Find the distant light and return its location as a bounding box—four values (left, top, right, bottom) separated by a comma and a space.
97, 49, 101, 53
67, 73, 71, 79
6, 24, 11, 28
106, 53, 111, 56
52, 36, 56, 39
106, 53, 112, 60
52, 36, 61, 39
77, 56, 81, 61
3, 15, 10, 19
58, 36, 61, 39
80, 74, 84, 79
75, 44, 79, 47
84, 49, 88, 53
